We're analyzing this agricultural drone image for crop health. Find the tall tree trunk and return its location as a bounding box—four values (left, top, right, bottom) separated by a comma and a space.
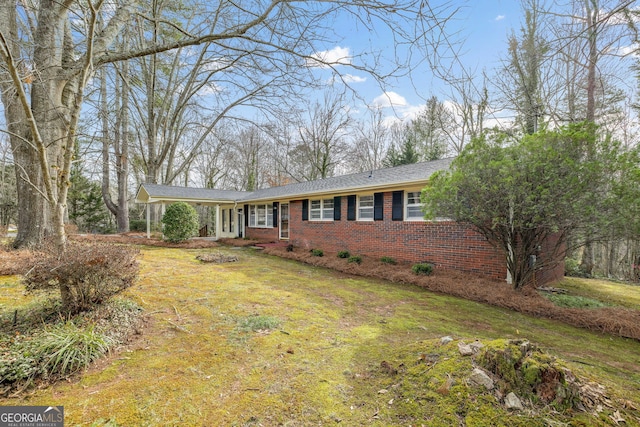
116, 58, 130, 232
579, 0, 598, 275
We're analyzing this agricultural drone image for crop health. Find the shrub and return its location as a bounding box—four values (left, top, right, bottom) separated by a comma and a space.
337, 250, 350, 259
129, 219, 147, 232
564, 258, 589, 278
23, 241, 139, 314
161, 202, 199, 243
348, 255, 362, 264
380, 256, 397, 265
286, 244, 294, 252
310, 249, 324, 257
412, 262, 434, 275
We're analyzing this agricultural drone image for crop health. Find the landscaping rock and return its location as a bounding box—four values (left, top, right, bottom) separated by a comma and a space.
458, 340, 483, 356
470, 368, 494, 390
458, 341, 474, 356
469, 340, 484, 352
441, 336, 453, 345
505, 392, 524, 410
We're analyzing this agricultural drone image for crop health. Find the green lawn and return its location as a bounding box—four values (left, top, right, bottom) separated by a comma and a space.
1, 246, 639, 426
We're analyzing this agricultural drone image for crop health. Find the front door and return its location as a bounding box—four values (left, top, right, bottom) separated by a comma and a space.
237, 209, 244, 238
279, 203, 289, 240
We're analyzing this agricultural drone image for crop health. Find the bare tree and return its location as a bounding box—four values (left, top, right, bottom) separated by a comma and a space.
441, 73, 490, 154
99, 62, 130, 233
0, 0, 458, 249
348, 107, 391, 172
286, 92, 352, 181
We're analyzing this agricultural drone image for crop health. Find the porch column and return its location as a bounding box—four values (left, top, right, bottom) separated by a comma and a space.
146, 204, 151, 239
215, 204, 221, 238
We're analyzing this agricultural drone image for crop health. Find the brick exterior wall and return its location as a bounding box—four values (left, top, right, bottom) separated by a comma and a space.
245, 192, 565, 284
245, 225, 279, 241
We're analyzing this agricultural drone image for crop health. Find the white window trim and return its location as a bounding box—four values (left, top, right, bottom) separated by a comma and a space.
405, 191, 425, 221
248, 203, 273, 228
357, 194, 374, 221
309, 198, 334, 221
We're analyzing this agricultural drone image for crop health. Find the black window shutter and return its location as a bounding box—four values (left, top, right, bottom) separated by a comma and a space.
392, 191, 404, 221
333, 196, 341, 220
244, 204, 249, 227
347, 195, 356, 221
374, 192, 384, 221
272, 202, 278, 228
302, 199, 309, 221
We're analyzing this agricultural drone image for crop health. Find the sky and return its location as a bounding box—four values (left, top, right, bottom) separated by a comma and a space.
305, 1, 525, 123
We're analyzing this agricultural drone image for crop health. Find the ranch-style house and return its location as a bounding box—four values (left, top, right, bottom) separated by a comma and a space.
135, 158, 564, 285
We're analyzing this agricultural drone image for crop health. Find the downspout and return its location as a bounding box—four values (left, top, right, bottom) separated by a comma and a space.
506, 199, 514, 285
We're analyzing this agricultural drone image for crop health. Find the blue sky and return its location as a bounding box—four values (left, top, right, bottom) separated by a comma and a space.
307, 1, 525, 121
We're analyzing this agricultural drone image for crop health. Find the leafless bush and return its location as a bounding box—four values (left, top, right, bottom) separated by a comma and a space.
23, 241, 139, 314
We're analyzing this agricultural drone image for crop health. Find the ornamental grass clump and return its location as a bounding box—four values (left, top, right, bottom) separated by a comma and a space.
161, 202, 199, 243
38, 322, 113, 378
23, 241, 139, 314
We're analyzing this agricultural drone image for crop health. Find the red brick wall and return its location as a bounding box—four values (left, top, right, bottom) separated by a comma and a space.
245, 193, 564, 284
246, 226, 279, 241
288, 193, 507, 281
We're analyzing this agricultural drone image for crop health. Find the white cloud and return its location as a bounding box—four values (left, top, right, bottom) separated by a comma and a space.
342, 74, 367, 84
618, 44, 639, 57
371, 91, 407, 108
307, 46, 352, 68
495, 15, 505, 21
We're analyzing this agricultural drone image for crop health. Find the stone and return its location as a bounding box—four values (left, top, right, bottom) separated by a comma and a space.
441, 336, 453, 345
469, 368, 494, 390
505, 392, 524, 410
458, 341, 474, 356
469, 340, 484, 352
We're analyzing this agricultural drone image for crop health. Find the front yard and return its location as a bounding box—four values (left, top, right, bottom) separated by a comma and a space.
1, 245, 640, 426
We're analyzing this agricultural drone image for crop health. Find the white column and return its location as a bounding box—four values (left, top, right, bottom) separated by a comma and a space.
215, 204, 221, 239
146, 204, 151, 239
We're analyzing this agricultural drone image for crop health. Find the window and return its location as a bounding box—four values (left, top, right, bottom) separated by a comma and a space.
310, 200, 321, 220
406, 191, 424, 220
309, 199, 334, 221
358, 195, 374, 220
222, 209, 228, 232
248, 204, 273, 227
229, 209, 234, 233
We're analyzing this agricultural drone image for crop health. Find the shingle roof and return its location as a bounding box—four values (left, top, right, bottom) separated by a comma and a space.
241, 157, 454, 202
136, 158, 453, 204
136, 184, 252, 203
